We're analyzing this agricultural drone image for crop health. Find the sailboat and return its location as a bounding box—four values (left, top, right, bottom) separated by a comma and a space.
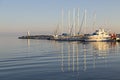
54, 8, 84, 41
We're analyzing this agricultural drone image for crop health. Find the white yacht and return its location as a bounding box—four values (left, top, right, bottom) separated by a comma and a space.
84, 28, 111, 42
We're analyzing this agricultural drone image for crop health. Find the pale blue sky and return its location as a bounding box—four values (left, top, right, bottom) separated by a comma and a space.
0, 0, 120, 34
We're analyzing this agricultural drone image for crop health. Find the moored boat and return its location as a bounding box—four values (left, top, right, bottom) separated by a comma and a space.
83, 28, 112, 42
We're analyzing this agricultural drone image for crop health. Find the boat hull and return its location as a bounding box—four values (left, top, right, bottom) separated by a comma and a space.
83, 39, 116, 42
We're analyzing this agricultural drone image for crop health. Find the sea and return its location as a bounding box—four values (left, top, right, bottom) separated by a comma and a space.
0, 34, 120, 80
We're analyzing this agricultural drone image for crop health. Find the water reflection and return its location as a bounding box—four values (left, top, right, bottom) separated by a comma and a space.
60, 42, 81, 72
27, 39, 30, 48
92, 42, 109, 58
61, 43, 64, 72
59, 41, 119, 72
83, 44, 87, 71
92, 42, 109, 51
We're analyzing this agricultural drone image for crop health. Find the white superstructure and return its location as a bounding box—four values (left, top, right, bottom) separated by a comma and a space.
84, 28, 111, 42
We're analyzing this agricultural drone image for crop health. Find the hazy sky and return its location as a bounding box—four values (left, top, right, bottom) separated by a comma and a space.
0, 0, 120, 34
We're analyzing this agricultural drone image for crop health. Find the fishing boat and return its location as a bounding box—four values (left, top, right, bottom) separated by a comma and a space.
83, 28, 112, 42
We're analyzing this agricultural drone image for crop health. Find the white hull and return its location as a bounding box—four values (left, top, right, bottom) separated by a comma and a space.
84, 39, 110, 42
83, 28, 111, 42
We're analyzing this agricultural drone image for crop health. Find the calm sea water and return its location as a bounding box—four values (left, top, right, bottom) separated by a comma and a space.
0, 34, 120, 80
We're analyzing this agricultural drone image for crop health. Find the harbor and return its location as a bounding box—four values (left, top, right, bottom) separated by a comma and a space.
18, 29, 120, 42
2, 0, 120, 80
19, 9, 120, 42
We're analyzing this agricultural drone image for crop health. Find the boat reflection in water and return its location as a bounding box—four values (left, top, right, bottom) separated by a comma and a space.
92, 42, 109, 58
91, 42, 118, 57
59, 41, 118, 72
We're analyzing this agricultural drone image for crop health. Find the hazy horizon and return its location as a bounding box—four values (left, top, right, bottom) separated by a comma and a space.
0, 0, 120, 34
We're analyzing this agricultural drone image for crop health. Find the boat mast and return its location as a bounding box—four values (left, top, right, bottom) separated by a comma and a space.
93, 12, 96, 32
84, 9, 87, 34
78, 10, 84, 35
68, 9, 71, 34
61, 8, 64, 35
73, 8, 76, 36
77, 8, 80, 35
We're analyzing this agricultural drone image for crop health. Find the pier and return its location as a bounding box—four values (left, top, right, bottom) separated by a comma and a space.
18, 35, 54, 40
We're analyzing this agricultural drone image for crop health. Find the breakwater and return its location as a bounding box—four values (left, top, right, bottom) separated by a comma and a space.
18, 35, 54, 40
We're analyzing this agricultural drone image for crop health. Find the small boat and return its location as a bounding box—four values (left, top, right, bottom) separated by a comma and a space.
83, 28, 112, 42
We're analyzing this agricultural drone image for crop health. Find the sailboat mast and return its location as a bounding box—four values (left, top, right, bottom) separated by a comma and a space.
84, 9, 87, 34
93, 12, 96, 32
61, 8, 64, 35
73, 8, 76, 36
77, 8, 80, 34
68, 9, 70, 34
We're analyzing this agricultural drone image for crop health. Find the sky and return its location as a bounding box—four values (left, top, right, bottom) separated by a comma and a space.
0, 0, 120, 34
